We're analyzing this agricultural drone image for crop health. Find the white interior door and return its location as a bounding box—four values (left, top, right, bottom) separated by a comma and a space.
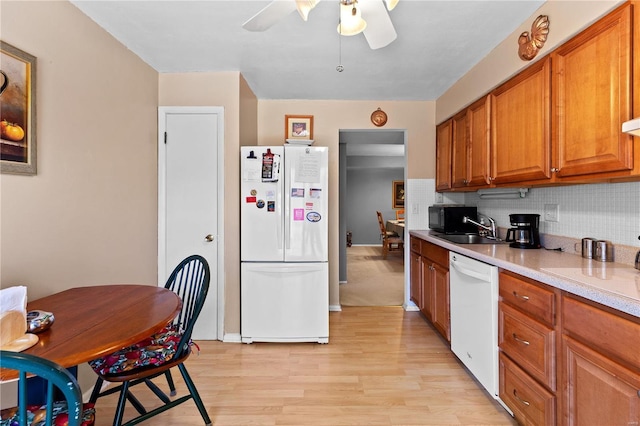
158, 106, 224, 340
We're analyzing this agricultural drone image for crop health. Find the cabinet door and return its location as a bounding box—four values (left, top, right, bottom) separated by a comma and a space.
562, 336, 640, 426
410, 250, 422, 308
431, 262, 450, 342
421, 259, 434, 321
467, 95, 491, 187
552, 4, 633, 179
491, 57, 551, 184
435, 120, 453, 191
451, 110, 469, 188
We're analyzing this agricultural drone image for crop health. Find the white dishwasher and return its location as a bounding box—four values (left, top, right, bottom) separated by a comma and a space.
449, 252, 500, 399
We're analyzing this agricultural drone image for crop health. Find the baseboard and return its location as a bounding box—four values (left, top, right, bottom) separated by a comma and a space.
223, 333, 242, 343
329, 304, 342, 312
403, 302, 419, 312
82, 380, 111, 403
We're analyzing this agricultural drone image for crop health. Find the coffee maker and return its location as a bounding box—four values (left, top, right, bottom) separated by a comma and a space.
506, 213, 541, 249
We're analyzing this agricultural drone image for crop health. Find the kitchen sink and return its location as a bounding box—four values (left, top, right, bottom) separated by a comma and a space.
434, 234, 504, 245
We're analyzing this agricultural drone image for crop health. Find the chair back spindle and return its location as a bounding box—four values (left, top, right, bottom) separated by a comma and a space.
165, 255, 210, 360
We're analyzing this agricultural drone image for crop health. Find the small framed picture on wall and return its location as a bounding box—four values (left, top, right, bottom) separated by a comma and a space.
392, 180, 404, 208
285, 115, 313, 140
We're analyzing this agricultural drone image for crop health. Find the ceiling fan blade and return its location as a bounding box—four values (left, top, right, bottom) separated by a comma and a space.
360, 0, 397, 49
242, 0, 298, 32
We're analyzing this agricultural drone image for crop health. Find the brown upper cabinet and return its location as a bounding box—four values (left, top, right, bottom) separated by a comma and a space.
490, 57, 552, 185
435, 119, 453, 191
436, 2, 639, 191
551, 4, 634, 180
452, 96, 491, 189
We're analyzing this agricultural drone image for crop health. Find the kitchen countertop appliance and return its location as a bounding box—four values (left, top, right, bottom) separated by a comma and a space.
505, 213, 541, 249
428, 205, 478, 234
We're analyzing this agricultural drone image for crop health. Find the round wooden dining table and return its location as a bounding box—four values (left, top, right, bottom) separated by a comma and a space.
1, 284, 181, 381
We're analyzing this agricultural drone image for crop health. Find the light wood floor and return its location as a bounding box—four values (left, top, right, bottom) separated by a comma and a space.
93, 307, 515, 425
340, 245, 404, 306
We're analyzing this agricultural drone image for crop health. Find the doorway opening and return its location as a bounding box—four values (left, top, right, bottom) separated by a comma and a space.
338, 129, 407, 307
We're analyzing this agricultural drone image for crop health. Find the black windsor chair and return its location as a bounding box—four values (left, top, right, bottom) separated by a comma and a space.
88, 255, 211, 426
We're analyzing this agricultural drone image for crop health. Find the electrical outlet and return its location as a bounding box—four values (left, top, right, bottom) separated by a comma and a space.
544, 203, 559, 222
436, 193, 443, 203
412, 204, 419, 214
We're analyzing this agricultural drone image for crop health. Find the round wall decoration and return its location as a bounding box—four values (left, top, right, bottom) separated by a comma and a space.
371, 108, 388, 127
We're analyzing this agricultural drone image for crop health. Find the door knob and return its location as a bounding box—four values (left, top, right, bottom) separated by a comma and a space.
204, 234, 214, 242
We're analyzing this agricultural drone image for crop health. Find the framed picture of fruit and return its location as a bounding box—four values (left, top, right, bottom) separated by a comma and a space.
0, 41, 36, 175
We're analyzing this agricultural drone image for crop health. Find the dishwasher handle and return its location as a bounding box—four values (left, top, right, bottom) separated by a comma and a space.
450, 256, 493, 281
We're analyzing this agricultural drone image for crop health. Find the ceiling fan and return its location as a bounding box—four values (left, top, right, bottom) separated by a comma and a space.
242, 0, 398, 50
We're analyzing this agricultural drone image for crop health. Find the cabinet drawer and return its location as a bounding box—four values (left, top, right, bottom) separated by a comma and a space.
410, 236, 422, 255
500, 271, 555, 325
499, 302, 556, 390
500, 352, 556, 426
421, 241, 448, 267
562, 295, 640, 370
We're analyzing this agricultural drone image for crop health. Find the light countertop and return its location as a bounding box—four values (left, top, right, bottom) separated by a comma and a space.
410, 230, 640, 318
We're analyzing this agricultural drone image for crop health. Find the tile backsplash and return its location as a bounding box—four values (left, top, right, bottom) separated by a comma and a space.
408, 180, 640, 248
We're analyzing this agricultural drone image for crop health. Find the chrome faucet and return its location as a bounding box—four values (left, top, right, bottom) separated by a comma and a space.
463, 215, 498, 240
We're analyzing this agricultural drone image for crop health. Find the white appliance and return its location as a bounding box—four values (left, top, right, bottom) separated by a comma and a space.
622, 117, 640, 136
240, 145, 329, 344
449, 252, 501, 399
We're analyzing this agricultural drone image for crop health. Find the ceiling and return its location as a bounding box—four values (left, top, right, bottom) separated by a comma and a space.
70, 0, 545, 101
341, 129, 405, 168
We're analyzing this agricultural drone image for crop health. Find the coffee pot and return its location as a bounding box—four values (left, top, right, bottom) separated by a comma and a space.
505, 213, 541, 249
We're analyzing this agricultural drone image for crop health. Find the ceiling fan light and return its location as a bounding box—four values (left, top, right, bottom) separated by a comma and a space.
384, 0, 399, 11
337, 2, 367, 36
295, 0, 318, 21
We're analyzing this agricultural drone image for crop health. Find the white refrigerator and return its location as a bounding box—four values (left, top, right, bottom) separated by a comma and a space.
240, 145, 329, 343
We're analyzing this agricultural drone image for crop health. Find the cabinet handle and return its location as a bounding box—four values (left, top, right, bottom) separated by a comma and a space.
512, 291, 530, 301
551, 167, 559, 173
512, 333, 530, 346
513, 389, 531, 406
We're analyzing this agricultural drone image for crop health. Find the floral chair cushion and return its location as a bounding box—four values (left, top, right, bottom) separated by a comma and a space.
0, 401, 95, 426
88, 324, 183, 376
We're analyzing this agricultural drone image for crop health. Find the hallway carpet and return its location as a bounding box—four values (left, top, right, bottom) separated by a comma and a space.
340, 245, 404, 306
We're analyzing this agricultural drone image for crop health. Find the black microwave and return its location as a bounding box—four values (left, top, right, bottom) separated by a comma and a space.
428, 205, 478, 234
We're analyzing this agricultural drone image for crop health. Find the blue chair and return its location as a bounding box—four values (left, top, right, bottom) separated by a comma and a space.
88, 255, 211, 426
0, 350, 91, 426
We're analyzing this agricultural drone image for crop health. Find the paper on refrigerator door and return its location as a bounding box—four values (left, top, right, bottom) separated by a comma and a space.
243, 156, 261, 181
294, 151, 321, 183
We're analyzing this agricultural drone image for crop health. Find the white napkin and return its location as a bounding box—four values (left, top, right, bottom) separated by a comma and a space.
0, 286, 27, 321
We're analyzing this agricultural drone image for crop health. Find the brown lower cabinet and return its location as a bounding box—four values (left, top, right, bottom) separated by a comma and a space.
499, 271, 558, 425
500, 352, 556, 425
499, 270, 640, 425
560, 295, 640, 426
411, 238, 640, 424
409, 236, 450, 342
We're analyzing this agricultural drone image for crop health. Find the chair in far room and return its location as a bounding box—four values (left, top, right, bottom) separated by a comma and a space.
376, 211, 404, 259
88, 255, 211, 426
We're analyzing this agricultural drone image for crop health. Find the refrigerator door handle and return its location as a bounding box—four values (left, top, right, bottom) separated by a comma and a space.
277, 180, 284, 250
284, 176, 291, 250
